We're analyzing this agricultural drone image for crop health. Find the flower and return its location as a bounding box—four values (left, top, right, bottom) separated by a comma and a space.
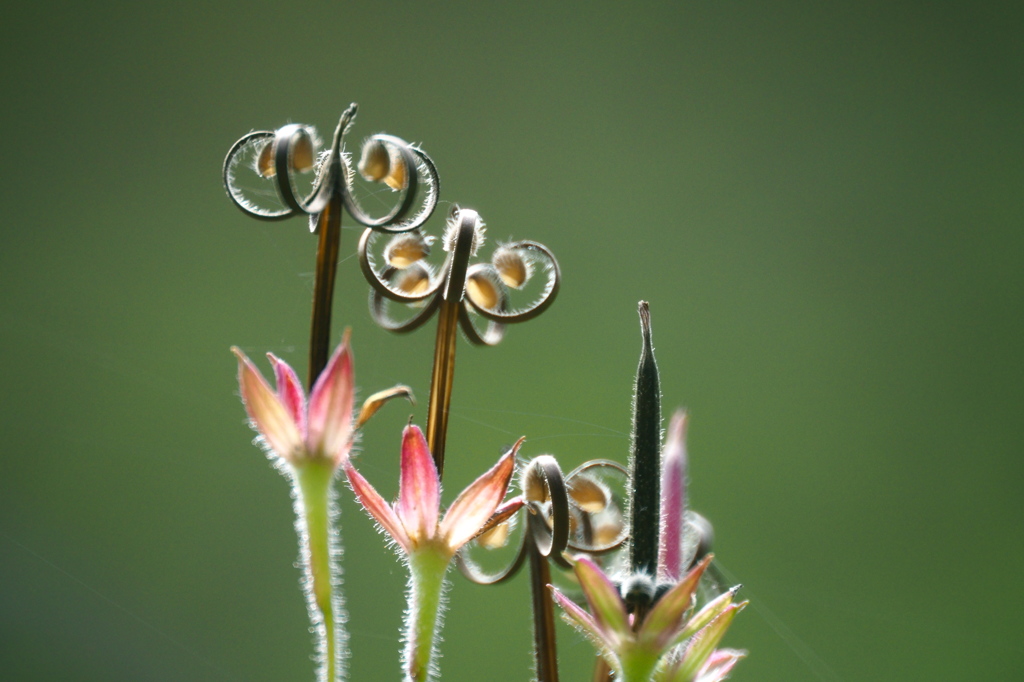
343, 424, 522, 557
232, 332, 354, 468
344, 424, 523, 682
550, 555, 744, 682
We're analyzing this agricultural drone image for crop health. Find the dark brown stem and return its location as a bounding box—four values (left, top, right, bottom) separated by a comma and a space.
425, 298, 460, 476
528, 516, 560, 682
308, 191, 342, 385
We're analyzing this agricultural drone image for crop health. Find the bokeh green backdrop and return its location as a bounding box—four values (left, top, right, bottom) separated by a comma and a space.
2, 2, 1021, 680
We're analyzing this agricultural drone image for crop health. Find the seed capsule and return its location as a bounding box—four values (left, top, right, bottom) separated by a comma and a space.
567, 475, 609, 513
254, 128, 316, 178
290, 129, 315, 173
593, 520, 625, 548
522, 462, 549, 504
475, 520, 511, 549
394, 263, 432, 296
465, 267, 505, 310
382, 152, 407, 190
385, 232, 431, 269
358, 138, 390, 182
255, 141, 276, 178
492, 246, 533, 289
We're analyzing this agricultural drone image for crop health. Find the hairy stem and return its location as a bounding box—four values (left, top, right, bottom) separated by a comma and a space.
404, 547, 451, 682
296, 462, 347, 682
617, 647, 661, 682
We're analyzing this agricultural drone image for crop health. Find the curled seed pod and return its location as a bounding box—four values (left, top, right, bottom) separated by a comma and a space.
465, 267, 506, 310
385, 232, 431, 269
475, 520, 512, 549
358, 138, 391, 181
492, 245, 533, 289
567, 474, 610, 513
394, 263, 432, 296
443, 210, 486, 255
522, 461, 549, 504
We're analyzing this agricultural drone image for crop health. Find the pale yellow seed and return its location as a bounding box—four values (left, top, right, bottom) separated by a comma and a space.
466, 270, 501, 310
395, 264, 431, 296
476, 522, 511, 549
256, 131, 315, 177
291, 130, 315, 173
523, 465, 548, 504
493, 247, 532, 288
385, 233, 430, 269
567, 475, 609, 513
358, 139, 390, 182
383, 153, 407, 190
594, 521, 624, 547
256, 141, 276, 178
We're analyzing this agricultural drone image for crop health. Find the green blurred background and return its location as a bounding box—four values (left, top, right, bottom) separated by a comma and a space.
2, 1, 1021, 680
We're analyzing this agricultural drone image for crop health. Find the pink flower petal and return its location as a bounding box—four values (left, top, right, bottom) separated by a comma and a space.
641, 554, 711, 647
550, 585, 618, 654
439, 444, 518, 552
395, 425, 440, 544
572, 556, 630, 640
307, 333, 355, 464
233, 347, 303, 463
267, 353, 306, 436
659, 410, 688, 580
343, 461, 412, 553
695, 649, 745, 682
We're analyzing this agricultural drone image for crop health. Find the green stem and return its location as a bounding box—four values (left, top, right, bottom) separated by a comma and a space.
404, 547, 451, 682
296, 462, 347, 682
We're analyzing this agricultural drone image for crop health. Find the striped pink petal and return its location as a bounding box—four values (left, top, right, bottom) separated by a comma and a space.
550, 586, 618, 654
307, 333, 355, 464
344, 460, 412, 553
440, 444, 518, 552
694, 649, 745, 682
572, 556, 630, 643
267, 353, 306, 436
640, 554, 711, 648
233, 347, 303, 463
395, 425, 440, 544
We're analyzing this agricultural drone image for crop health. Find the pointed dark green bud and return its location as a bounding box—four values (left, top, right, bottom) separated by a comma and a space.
628, 301, 662, 577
